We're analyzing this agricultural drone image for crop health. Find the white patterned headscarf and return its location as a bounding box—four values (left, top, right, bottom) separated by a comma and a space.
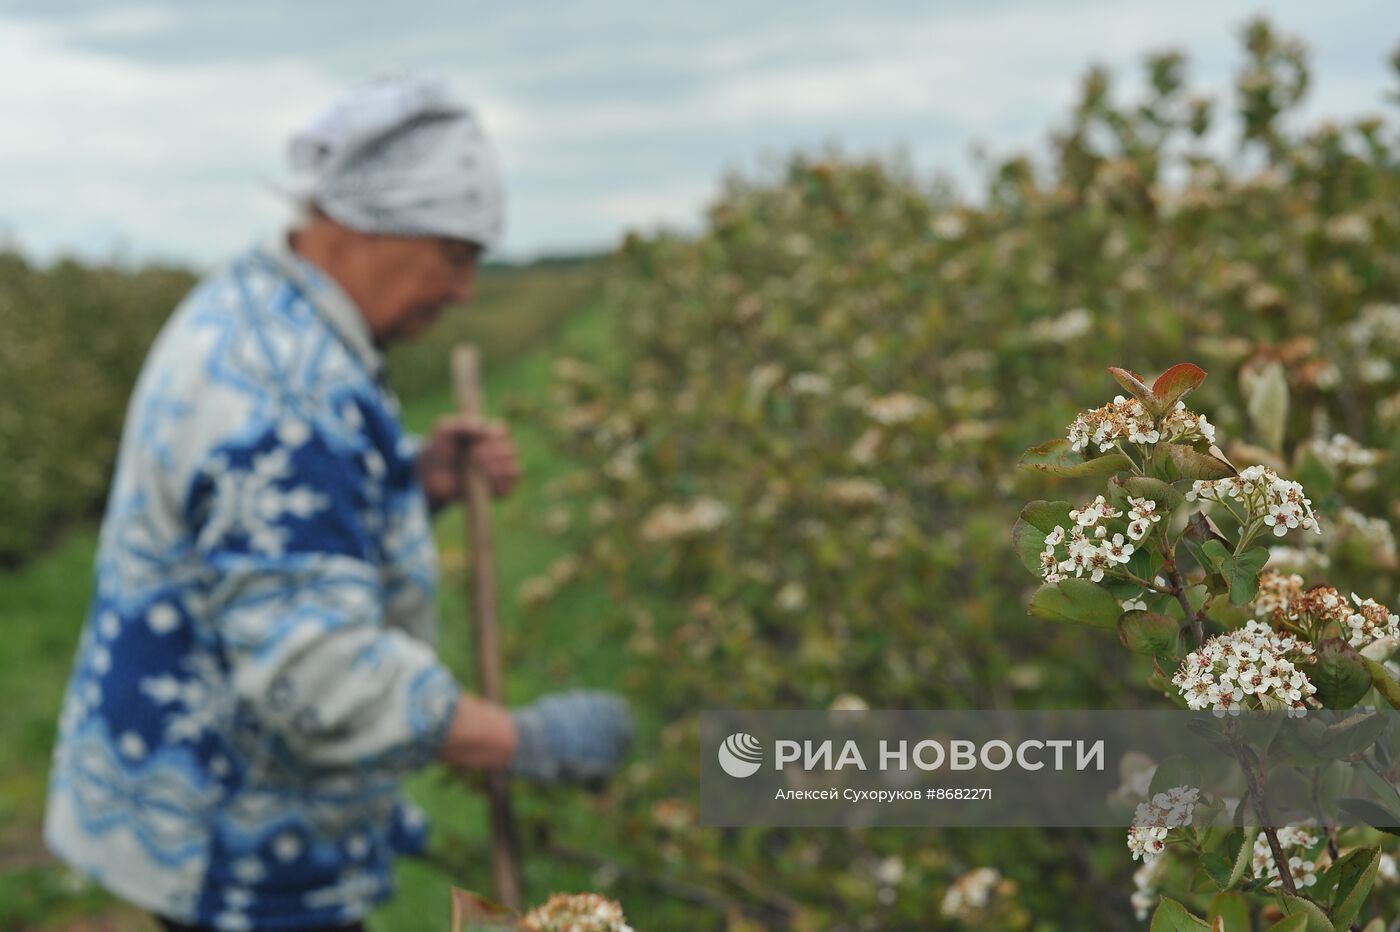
288, 76, 504, 251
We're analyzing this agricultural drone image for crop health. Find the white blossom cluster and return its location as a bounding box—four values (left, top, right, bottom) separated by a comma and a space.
1185, 465, 1321, 538
1171, 621, 1317, 712
1343, 304, 1400, 385
521, 893, 634, 932
1127, 785, 1199, 863
1253, 574, 1400, 650
1336, 507, 1399, 567
1344, 303, 1400, 352
864, 392, 931, 425
639, 497, 729, 542
1309, 586, 1391, 650
1333, 590, 1398, 650
790, 372, 834, 397
1067, 396, 1216, 454
939, 867, 1003, 921
1037, 495, 1149, 584
1325, 213, 1374, 245
1307, 433, 1383, 471
1253, 570, 1305, 622
824, 478, 888, 507
1029, 307, 1094, 345
1265, 545, 1331, 576
1252, 824, 1320, 890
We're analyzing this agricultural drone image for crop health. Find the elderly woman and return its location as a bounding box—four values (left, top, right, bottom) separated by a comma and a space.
43, 77, 633, 931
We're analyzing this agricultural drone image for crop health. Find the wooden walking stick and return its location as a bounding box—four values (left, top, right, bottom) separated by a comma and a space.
452, 344, 524, 910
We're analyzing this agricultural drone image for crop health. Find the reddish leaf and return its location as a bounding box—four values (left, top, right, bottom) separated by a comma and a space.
451, 889, 518, 932
1152, 363, 1208, 410
1108, 366, 1154, 406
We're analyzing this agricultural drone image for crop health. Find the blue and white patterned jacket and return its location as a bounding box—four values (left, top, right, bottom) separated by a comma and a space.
44, 235, 462, 930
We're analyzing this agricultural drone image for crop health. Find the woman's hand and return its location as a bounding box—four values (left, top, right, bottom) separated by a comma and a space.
418, 414, 522, 510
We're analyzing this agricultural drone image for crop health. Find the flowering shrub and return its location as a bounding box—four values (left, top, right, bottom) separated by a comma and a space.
510, 17, 1400, 928
1019, 362, 1400, 926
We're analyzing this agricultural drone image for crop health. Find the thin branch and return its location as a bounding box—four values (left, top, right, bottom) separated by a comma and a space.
1117, 567, 1175, 595
1235, 741, 1298, 897
1162, 554, 1206, 648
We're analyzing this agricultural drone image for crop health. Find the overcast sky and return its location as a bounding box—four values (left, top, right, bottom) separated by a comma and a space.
1, 1, 1396, 269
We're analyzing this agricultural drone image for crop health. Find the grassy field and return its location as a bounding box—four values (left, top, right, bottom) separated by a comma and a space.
0, 259, 707, 930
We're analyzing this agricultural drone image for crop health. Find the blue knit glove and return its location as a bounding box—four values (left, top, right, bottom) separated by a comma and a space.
508, 690, 634, 785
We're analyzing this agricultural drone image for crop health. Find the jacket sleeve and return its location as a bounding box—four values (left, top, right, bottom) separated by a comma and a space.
188, 411, 460, 774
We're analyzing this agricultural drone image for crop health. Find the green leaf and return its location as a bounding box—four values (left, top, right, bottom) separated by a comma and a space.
1267, 916, 1308, 932
1200, 539, 1230, 572
1194, 862, 1226, 893
1154, 363, 1209, 411
1158, 443, 1238, 482
1226, 548, 1269, 606
1327, 845, 1380, 930
1311, 640, 1374, 710
1120, 475, 1187, 512
1151, 896, 1212, 930
1013, 518, 1051, 577
1120, 610, 1181, 656
1354, 759, 1400, 813
1020, 438, 1133, 477
1028, 578, 1123, 629
1150, 754, 1203, 798
1207, 891, 1250, 931
1201, 850, 1234, 890
1277, 894, 1335, 932
1313, 711, 1390, 759
1243, 359, 1289, 454
1019, 500, 1075, 534
1198, 542, 1269, 607
1226, 826, 1260, 891
1360, 920, 1386, 932
1363, 657, 1400, 710
1181, 539, 1230, 600
1335, 797, 1400, 837
1206, 596, 1253, 630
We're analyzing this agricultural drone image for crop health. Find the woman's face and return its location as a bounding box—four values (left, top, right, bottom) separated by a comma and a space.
359, 235, 481, 344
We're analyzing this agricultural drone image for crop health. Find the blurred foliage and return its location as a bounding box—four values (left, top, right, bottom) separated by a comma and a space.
521, 18, 1400, 929
0, 255, 195, 563
386, 262, 600, 401
0, 251, 599, 567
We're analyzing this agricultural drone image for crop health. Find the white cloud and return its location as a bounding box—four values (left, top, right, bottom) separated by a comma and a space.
0, 17, 335, 264
0, 0, 1395, 265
